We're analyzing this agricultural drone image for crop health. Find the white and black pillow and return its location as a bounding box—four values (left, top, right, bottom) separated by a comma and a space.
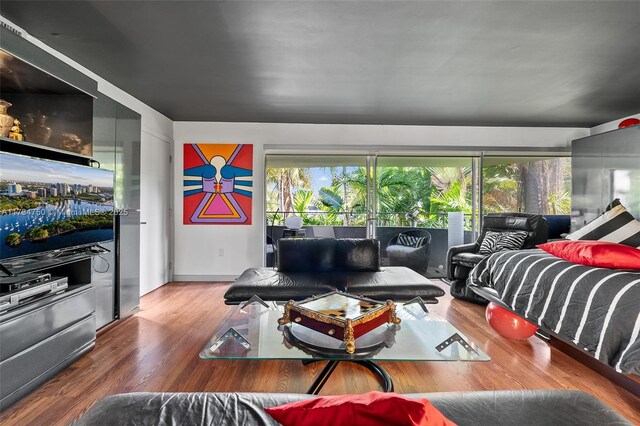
567, 200, 640, 248
478, 230, 528, 255
396, 233, 428, 248
606, 198, 622, 211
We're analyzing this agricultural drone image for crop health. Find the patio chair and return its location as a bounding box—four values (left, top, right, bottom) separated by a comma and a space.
385, 229, 432, 275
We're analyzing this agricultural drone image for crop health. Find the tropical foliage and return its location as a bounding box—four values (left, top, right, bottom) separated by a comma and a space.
265, 157, 570, 230
482, 158, 571, 215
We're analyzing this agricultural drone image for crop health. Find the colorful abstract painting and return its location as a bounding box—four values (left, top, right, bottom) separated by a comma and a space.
183, 143, 253, 225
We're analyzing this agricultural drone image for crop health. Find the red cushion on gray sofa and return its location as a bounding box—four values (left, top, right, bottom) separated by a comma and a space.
264, 391, 455, 426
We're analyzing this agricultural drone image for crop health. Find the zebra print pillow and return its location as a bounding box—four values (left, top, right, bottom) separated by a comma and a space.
396, 233, 428, 248
478, 230, 528, 255
567, 201, 640, 248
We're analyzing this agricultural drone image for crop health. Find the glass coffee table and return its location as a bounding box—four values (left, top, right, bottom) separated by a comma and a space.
200, 298, 489, 394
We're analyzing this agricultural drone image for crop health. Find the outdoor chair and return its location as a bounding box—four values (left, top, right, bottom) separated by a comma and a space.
385, 229, 432, 275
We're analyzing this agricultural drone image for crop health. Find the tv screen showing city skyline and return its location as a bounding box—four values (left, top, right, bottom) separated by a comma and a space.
0, 151, 114, 261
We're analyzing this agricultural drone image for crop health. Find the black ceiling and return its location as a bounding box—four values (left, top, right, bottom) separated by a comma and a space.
1, 1, 639, 127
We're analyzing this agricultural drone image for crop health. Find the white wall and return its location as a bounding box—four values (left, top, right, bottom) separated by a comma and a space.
139, 131, 172, 295
172, 121, 588, 279
590, 113, 640, 135
5, 18, 174, 296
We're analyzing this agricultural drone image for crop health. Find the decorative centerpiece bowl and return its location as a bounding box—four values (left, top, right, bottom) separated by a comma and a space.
278, 291, 400, 354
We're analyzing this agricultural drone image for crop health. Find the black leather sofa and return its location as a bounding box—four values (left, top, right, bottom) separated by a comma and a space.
224, 238, 445, 304
446, 213, 548, 304
74, 390, 632, 426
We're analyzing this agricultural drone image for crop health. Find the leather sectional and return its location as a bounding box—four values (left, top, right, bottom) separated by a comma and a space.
224, 238, 445, 304
74, 390, 632, 425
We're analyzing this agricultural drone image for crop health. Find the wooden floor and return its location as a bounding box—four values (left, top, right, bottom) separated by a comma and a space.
2, 281, 639, 425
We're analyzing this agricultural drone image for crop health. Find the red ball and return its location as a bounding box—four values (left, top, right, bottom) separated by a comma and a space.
485, 302, 538, 340
618, 118, 640, 128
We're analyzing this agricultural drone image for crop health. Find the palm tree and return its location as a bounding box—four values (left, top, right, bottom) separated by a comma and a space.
335, 167, 432, 226
427, 167, 472, 228
314, 187, 343, 225
293, 189, 313, 215
265, 168, 312, 218
482, 164, 519, 213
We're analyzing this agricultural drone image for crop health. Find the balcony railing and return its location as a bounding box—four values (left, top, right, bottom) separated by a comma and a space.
266, 211, 473, 230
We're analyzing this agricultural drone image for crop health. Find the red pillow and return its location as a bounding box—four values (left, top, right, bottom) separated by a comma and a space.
264, 391, 456, 426
537, 240, 640, 269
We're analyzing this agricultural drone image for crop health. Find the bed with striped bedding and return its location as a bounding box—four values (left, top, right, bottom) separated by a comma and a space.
469, 249, 640, 375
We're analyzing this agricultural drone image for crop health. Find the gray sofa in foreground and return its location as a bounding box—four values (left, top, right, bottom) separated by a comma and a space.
74, 390, 631, 425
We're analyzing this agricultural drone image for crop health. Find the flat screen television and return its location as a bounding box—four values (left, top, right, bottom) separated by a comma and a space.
0, 151, 114, 261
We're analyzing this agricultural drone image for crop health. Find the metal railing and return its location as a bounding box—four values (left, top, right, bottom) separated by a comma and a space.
266, 210, 473, 230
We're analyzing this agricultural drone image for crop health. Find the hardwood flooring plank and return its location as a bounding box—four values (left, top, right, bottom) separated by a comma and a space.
0, 281, 638, 425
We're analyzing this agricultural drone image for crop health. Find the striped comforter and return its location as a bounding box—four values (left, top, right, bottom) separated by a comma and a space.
470, 249, 640, 375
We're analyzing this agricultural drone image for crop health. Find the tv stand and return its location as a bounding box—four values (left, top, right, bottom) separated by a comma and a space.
0, 248, 98, 276
0, 263, 14, 278
0, 254, 96, 410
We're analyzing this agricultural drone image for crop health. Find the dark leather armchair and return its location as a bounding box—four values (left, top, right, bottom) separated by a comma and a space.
447, 213, 548, 304
386, 229, 432, 275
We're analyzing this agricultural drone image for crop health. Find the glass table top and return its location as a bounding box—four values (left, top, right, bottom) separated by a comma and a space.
200, 301, 489, 362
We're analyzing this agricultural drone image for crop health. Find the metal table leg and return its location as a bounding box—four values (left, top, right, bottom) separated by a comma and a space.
303, 360, 394, 394
306, 360, 339, 395
354, 360, 394, 392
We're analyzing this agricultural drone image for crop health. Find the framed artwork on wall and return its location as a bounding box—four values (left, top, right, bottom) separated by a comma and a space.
183, 143, 253, 225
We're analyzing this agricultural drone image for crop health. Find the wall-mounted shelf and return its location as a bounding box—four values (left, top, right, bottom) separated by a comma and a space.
0, 136, 92, 166
0, 44, 94, 159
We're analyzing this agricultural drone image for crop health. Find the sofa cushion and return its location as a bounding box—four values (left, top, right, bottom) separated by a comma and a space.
224, 268, 337, 303
538, 240, 640, 270
566, 201, 640, 248
74, 390, 632, 426
225, 265, 444, 304
480, 213, 548, 249
396, 233, 429, 248
277, 238, 336, 273
264, 391, 454, 426
478, 230, 528, 255
386, 245, 419, 255
335, 238, 380, 272
346, 267, 445, 302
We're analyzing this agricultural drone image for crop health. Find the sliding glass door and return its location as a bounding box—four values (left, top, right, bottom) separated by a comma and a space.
265, 154, 369, 228
374, 156, 478, 274
265, 152, 570, 275
265, 154, 480, 274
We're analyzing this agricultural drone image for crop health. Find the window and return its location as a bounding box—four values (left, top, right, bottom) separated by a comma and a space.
482, 156, 571, 215
265, 155, 367, 226
375, 156, 475, 230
